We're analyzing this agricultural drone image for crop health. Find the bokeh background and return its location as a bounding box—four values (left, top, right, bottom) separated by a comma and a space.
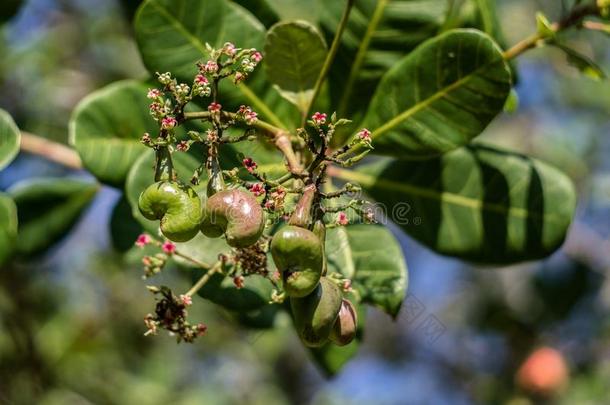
1, 0, 610, 404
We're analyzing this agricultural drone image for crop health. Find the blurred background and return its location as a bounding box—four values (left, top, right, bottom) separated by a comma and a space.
1, 0, 610, 404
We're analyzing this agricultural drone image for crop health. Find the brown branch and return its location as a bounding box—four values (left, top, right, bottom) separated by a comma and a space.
20, 132, 82, 169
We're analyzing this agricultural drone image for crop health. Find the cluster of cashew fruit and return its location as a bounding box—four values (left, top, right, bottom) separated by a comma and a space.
138, 148, 265, 246
271, 184, 358, 347
139, 154, 357, 347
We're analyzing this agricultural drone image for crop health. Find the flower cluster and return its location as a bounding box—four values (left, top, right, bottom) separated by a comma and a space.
236, 105, 258, 125
144, 286, 207, 343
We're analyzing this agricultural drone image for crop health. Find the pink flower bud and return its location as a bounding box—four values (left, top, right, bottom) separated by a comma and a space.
162, 241, 176, 254
311, 112, 327, 125
357, 128, 371, 141
179, 294, 193, 307
337, 211, 349, 226
147, 88, 161, 99
176, 141, 189, 152
242, 157, 257, 173
249, 183, 265, 197
251, 51, 263, 63
195, 74, 208, 85
204, 60, 219, 73
135, 233, 152, 247
161, 116, 177, 129
208, 102, 222, 113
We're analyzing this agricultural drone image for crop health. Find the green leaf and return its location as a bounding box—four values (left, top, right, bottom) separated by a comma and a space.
69, 80, 152, 186
133, 0, 298, 129
110, 195, 143, 253
0, 108, 21, 171
326, 225, 408, 317
135, 0, 265, 81
536, 12, 555, 39
264, 20, 327, 113
363, 29, 512, 158
0, 193, 18, 265
9, 178, 98, 256
192, 268, 274, 311
333, 144, 576, 264
552, 43, 606, 81
320, 0, 449, 116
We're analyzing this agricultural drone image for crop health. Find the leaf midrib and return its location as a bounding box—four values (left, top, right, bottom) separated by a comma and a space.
371, 57, 501, 141
333, 167, 564, 224
144, 0, 287, 129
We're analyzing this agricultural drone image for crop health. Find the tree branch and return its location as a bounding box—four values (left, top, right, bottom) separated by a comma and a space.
20, 132, 82, 169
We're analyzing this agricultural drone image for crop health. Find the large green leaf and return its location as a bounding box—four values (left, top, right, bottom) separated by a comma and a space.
264, 20, 327, 113
69, 81, 152, 186
320, 0, 449, 116
363, 29, 511, 158
134, 0, 298, 128
333, 144, 576, 264
0, 108, 21, 171
135, 0, 265, 81
0, 193, 18, 265
110, 195, 144, 253
9, 178, 98, 256
326, 225, 407, 317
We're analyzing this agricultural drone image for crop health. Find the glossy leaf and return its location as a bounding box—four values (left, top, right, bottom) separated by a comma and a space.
110, 195, 143, 252
364, 29, 511, 158
320, 0, 449, 116
0, 108, 21, 171
0, 193, 18, 265
9, 178, 98, 256
192, 268, 274, 311
133, 0, 298, 128
69, 81, 152, 186
333, 144, 576, 264
264, 20, 327, 113
552, 43, 606, 81
326, 225, 408, 317
135, 0, 264, 81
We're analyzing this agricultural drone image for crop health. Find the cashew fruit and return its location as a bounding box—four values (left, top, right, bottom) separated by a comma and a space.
138, 181, 202, 242
271, 225, 323, 297
329, 299, 358, 346
290, 277, 342, 347
200, 189, 265, 247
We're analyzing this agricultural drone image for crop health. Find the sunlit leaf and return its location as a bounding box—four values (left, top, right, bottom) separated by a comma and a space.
9, 178, 98, 256
333, 144, 576, 263
363, 29, 511, 158
0, 108, 21, 171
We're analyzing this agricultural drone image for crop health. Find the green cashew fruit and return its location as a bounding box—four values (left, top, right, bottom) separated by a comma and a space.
138, 181, 202, 242
271, 225, 324, 297
291, 277, 343, 347
329, 299, 358, 346
200, 189, 265, 247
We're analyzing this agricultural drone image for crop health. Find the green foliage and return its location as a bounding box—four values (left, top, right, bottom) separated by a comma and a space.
69, 81, 152, 186
336, 144, 576, 263
135, 0, 265, 81
264, 20, 327, 113
320, 0, 449, 116
9, 178, 98, 256
363, 29, 511, 158
0, 108, 21, 171
326, 225, 407, 317
0, 193, 18, 265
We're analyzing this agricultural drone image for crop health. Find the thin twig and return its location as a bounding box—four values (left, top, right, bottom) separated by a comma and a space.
186, 262, 223, 297
20, 132, 82, 169
302, 0, 355, 126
